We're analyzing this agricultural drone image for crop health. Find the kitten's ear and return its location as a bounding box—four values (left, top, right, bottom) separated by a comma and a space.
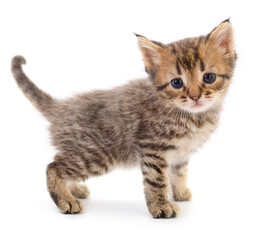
208, 20, 234, 55
136, 34, 164, 71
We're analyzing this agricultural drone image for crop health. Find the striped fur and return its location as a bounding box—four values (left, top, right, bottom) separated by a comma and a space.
11, 20, 236, 218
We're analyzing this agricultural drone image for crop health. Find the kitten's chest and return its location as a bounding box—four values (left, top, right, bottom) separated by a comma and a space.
163, 121, 218, 164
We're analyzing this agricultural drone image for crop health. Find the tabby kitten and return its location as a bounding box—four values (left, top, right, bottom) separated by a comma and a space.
11, 20, 236, 218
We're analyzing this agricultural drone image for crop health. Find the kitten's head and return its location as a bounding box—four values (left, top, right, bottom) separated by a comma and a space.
137, 20, 236, 113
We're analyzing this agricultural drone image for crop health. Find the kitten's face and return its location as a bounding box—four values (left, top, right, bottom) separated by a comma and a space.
137, 21, 236, 113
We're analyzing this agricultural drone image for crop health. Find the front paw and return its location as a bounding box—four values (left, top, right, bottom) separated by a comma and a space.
148, 201, 180, 218
173, 188, 192, 201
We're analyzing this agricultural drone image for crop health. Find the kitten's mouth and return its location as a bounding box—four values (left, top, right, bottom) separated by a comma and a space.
192, 101, 203, 108
185, 100, 209, 113
178, 98, 213, 113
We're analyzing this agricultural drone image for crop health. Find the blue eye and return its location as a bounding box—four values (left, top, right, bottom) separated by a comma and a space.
203, 73, 216, 84
171, 78, 183, 89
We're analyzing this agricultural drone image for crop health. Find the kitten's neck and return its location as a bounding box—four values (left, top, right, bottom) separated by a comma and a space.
156, 103, 222, 129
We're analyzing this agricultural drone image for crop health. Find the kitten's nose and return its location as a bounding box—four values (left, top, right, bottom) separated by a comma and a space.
188, 88, 201, 102
190, 96, 200, 101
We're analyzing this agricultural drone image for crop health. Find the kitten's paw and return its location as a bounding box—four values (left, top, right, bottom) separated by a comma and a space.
70, 183, 90, 199
59, 198, 83, 214
149, 201, 180, 218
173, 188, 192, 201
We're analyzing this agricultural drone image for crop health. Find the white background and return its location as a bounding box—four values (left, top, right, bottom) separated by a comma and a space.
1, 0, 262, 239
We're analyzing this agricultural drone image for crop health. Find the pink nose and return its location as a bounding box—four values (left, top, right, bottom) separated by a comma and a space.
190, 96, 200, 101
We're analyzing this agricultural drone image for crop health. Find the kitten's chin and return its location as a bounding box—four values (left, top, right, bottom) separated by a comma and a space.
179, 102, 214, 114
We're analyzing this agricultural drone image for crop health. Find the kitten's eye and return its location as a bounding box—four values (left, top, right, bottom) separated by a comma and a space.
171, 78, 183, 89
203, 73, 216, 84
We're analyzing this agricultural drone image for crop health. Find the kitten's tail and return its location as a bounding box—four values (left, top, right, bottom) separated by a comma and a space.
11, 56, 56, 119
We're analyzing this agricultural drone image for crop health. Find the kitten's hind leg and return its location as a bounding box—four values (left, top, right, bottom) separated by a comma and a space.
46, 154, 87, 214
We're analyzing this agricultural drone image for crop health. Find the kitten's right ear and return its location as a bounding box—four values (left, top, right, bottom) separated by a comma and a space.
135, 34, 164, 72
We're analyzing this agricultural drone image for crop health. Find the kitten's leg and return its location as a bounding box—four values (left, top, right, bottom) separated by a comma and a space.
46, 154, 87, 214
69, 182, 90, 199
141, 155, 180, 218
170, 162, 192, 201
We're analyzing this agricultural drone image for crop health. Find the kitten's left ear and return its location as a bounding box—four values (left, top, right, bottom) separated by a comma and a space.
135, 34, 164, 72
208, 20, 234, 55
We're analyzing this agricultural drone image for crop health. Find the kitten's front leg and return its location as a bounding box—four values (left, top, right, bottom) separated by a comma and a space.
141, 155, 180, 218
169, 161, 192, 201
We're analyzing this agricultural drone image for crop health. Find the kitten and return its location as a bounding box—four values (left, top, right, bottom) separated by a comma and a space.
11, 20, 236, 218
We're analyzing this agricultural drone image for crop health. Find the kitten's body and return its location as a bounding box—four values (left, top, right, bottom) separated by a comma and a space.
51, 79, 219, 171
11, 20, 236, 218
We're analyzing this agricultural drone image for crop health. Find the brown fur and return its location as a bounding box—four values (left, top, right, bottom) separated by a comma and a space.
11, 20, 236, 218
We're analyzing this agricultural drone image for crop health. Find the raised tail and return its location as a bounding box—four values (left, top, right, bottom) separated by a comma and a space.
11, 56, 56, 118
